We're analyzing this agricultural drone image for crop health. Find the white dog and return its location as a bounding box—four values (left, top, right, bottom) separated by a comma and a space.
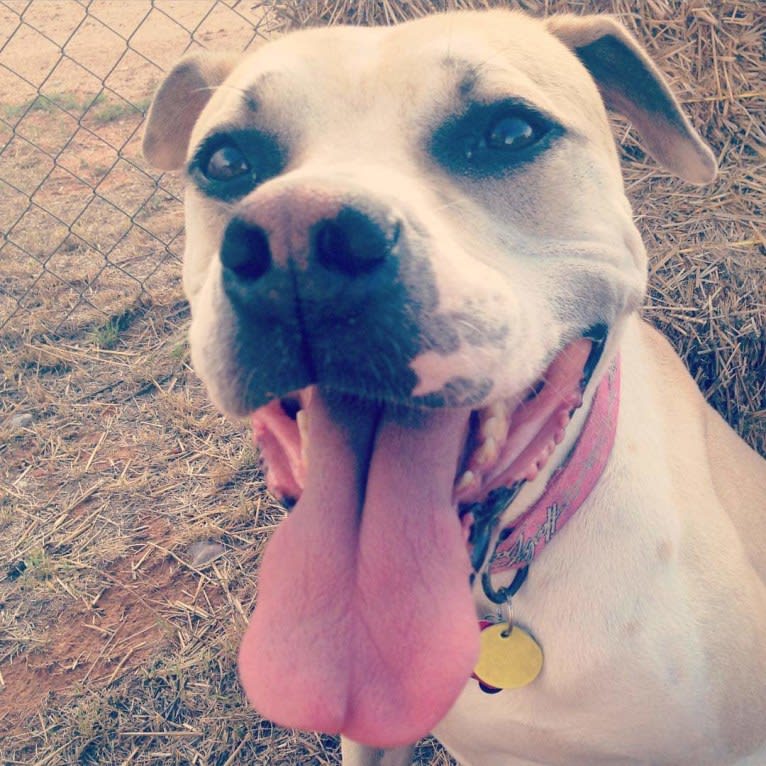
144, 10, 766, 765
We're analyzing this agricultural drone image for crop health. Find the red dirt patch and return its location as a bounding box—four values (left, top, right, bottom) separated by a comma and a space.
0, 515, 212, 734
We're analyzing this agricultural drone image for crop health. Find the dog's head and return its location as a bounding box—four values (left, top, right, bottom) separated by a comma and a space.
144, 10, 715, 748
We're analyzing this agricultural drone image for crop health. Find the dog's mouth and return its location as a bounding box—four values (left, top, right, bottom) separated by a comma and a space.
238, 332, 604, 747
251, 336, 593, 511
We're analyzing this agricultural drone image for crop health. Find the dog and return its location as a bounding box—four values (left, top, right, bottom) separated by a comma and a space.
143, 9, 766, 765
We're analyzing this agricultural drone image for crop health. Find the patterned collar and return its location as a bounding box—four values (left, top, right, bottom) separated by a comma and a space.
489, 360, 621, 574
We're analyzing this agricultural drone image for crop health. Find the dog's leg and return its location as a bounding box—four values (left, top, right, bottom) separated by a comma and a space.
340, 737, 415, 766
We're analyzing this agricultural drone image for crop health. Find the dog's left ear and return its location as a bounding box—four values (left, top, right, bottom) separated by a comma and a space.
143, 52, 240, 171
546, 15, 717, 184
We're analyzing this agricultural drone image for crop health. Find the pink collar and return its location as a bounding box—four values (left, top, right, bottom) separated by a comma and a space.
488, 360, 621, 575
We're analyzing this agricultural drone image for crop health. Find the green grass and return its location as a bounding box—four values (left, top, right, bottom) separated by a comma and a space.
1, 92, 151, 124
20, 547, 56, 581
91, 95, 151, 124
1, 92, 85, 120
91, 319, 121, 349
90, 303, 148, 349
170, 340, 189, 361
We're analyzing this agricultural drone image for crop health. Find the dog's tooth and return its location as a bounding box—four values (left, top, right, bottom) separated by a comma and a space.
478, 413, 492, 432
566, 392, 584, 410
488, 401, 507, 420
480, 415, 506, 442
523, 463, 539, 482
473, 436, 498, 468
296, 409, 309, 466
455, 470, 475, 493
296, 409, 308, 439
478, 402, 506, 433
460, 511, 474, 542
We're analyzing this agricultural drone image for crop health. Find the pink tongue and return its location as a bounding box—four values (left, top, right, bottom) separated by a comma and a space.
239, 393, 478, 747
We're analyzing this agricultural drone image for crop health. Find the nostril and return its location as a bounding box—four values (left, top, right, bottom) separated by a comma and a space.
221, 219, 271, 281
315, 207, 398, 276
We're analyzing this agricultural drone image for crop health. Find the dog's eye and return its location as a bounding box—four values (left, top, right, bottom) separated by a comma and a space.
204, 145, 250, 181
190, 130, 285, 201
463, 114, 547, 161
486, 116, 538, 152
432, 100, 560, 176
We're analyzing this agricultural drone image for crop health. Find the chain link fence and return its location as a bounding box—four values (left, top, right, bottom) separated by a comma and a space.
0, 0, 280, 338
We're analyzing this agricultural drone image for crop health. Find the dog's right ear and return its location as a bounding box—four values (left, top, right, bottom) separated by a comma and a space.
143, 53, 239, 171
546, 15, 717, 185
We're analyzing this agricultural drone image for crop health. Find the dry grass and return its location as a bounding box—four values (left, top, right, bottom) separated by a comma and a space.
0, 1, 763, 764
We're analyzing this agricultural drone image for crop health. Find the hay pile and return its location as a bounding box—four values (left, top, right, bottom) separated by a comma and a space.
273, 0, 766, 456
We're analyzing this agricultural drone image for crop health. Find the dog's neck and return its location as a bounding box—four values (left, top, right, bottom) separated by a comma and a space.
487, 359, 621, 576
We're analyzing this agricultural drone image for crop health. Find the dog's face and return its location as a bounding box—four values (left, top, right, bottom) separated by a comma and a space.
147, 10, 716, 422
144, 9, 715, 749
165, 14, 647, 418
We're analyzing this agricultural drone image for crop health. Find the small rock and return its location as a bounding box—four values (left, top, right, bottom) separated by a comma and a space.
187, 541, 225, 567
10, 413, 33, 428
6, 561, 27, 581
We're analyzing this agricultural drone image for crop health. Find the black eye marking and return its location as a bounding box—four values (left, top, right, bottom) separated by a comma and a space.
189, 129, 285, 201
431, 99, 563, 177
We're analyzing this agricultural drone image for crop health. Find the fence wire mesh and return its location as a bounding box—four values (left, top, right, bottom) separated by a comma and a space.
0, 0, 279, 337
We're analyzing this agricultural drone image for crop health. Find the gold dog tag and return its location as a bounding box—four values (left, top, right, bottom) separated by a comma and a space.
474, 623, 543, 690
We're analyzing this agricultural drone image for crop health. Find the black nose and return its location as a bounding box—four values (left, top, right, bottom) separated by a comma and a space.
314, 207, 399, 276
220, 206, 399, 282
220, 218, 271, 281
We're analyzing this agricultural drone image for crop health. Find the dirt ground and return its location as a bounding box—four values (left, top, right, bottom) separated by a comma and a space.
0, 1, 764, 764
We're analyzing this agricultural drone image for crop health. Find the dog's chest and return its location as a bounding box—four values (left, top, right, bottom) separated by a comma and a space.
434, 663, 713, 766
436, 467, 718, 764
433, 606, 717, 766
